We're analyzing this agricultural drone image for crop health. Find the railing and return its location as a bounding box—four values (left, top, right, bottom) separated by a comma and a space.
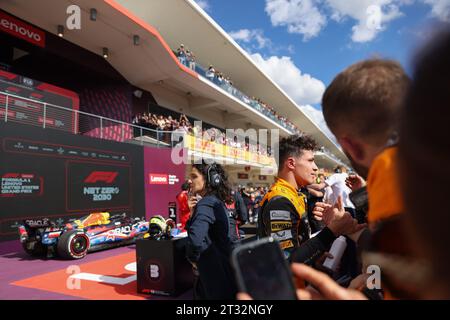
177, 56, 298, 134
0, 90, 281, 167
0, 90, 174, 148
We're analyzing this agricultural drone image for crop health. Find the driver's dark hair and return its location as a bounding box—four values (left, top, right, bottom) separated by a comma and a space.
276, 134, 317, 168
193, 161, 232, 204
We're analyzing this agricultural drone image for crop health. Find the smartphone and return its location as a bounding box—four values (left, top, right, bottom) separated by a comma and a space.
349, 186, 368, 213
231, 237, 298, 300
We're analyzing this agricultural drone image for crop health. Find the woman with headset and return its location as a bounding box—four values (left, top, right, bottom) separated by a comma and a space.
186, 162, 237, 300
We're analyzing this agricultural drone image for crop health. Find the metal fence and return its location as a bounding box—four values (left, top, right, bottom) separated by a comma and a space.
0, 90, 174, 148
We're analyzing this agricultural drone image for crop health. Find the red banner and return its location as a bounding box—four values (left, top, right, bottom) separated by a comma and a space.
0, 11, 45, 48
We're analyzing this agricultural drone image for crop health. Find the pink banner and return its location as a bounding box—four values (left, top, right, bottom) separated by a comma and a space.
143, 147, 186, 221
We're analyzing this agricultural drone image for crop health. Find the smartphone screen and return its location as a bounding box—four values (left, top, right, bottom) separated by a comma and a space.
231, 237, 297, 300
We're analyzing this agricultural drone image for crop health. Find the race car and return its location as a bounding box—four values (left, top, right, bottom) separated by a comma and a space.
18, 212, 149, 259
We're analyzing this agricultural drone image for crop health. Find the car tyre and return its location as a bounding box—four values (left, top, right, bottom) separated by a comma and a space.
57, 230, 90, 259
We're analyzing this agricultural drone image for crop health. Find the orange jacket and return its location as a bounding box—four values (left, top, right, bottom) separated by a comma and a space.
366, 147, 404, 224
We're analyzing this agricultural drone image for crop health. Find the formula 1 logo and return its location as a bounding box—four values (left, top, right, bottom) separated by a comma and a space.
84, 171, 118, 184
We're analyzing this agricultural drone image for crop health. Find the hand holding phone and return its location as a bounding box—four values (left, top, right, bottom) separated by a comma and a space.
231, 237, 298, 300
187, 195, 199, 213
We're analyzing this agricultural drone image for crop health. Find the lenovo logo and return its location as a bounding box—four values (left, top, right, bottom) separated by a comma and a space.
84, 171, 118, 184
149, 174, 168, 185
0, 12, 45, 48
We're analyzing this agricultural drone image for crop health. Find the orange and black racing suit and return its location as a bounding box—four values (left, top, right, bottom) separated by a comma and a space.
257, 178, 337, 263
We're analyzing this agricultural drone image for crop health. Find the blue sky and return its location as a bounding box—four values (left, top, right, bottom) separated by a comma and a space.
194, 0, 450, 136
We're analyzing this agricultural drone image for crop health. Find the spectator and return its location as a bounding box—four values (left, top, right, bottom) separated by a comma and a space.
320, 59, 409, 225
156, 115, 166, 141
186, 49, 196, 71
225, 189, 249, 249
206, 65, 215, 81
252, 189, 263, 224
323, 165, 355, 216
216, 71, 223, 85
177, 44, 187, 65
240, 187, 251, 220
176, 181, 191, 230
310, 58, 410, 298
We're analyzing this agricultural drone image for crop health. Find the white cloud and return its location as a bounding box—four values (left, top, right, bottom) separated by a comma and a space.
229, 29, 295, 55
265, 0, 327, 41
299, 105, 338, 143
229, 29, 271, 49
195, 0, 211, 12
250, 53, 325, 105
423, 0, 450, 22
326, 0, 404, 42
265, 0, 410, 43
251, 52, 331, 138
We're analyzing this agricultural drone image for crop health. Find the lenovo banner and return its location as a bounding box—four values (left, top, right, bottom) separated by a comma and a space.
0, 122, 145, 241
0, 11, 45, 48
144, 148, 185, 220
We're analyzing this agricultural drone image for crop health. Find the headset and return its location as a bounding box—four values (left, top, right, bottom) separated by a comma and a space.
207, 163, 222, 188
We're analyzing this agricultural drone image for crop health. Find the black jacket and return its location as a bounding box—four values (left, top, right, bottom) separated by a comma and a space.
186, 195, 236, 299
233, 192, 248, 224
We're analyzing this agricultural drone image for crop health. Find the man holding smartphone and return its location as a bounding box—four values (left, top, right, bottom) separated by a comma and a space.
257, 135, 364, 262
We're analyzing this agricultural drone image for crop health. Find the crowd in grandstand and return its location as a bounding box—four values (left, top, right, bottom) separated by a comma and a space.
132, 110, 347, 164
132, 112, 192, 133
176, 44, 301, 135
132, 111, 271, 155
250, 96, 300, 134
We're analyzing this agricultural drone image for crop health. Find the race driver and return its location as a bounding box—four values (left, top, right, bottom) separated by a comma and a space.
257, 135, 364, 263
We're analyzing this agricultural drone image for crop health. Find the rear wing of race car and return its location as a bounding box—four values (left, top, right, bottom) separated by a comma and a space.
22, 218, 53, 229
